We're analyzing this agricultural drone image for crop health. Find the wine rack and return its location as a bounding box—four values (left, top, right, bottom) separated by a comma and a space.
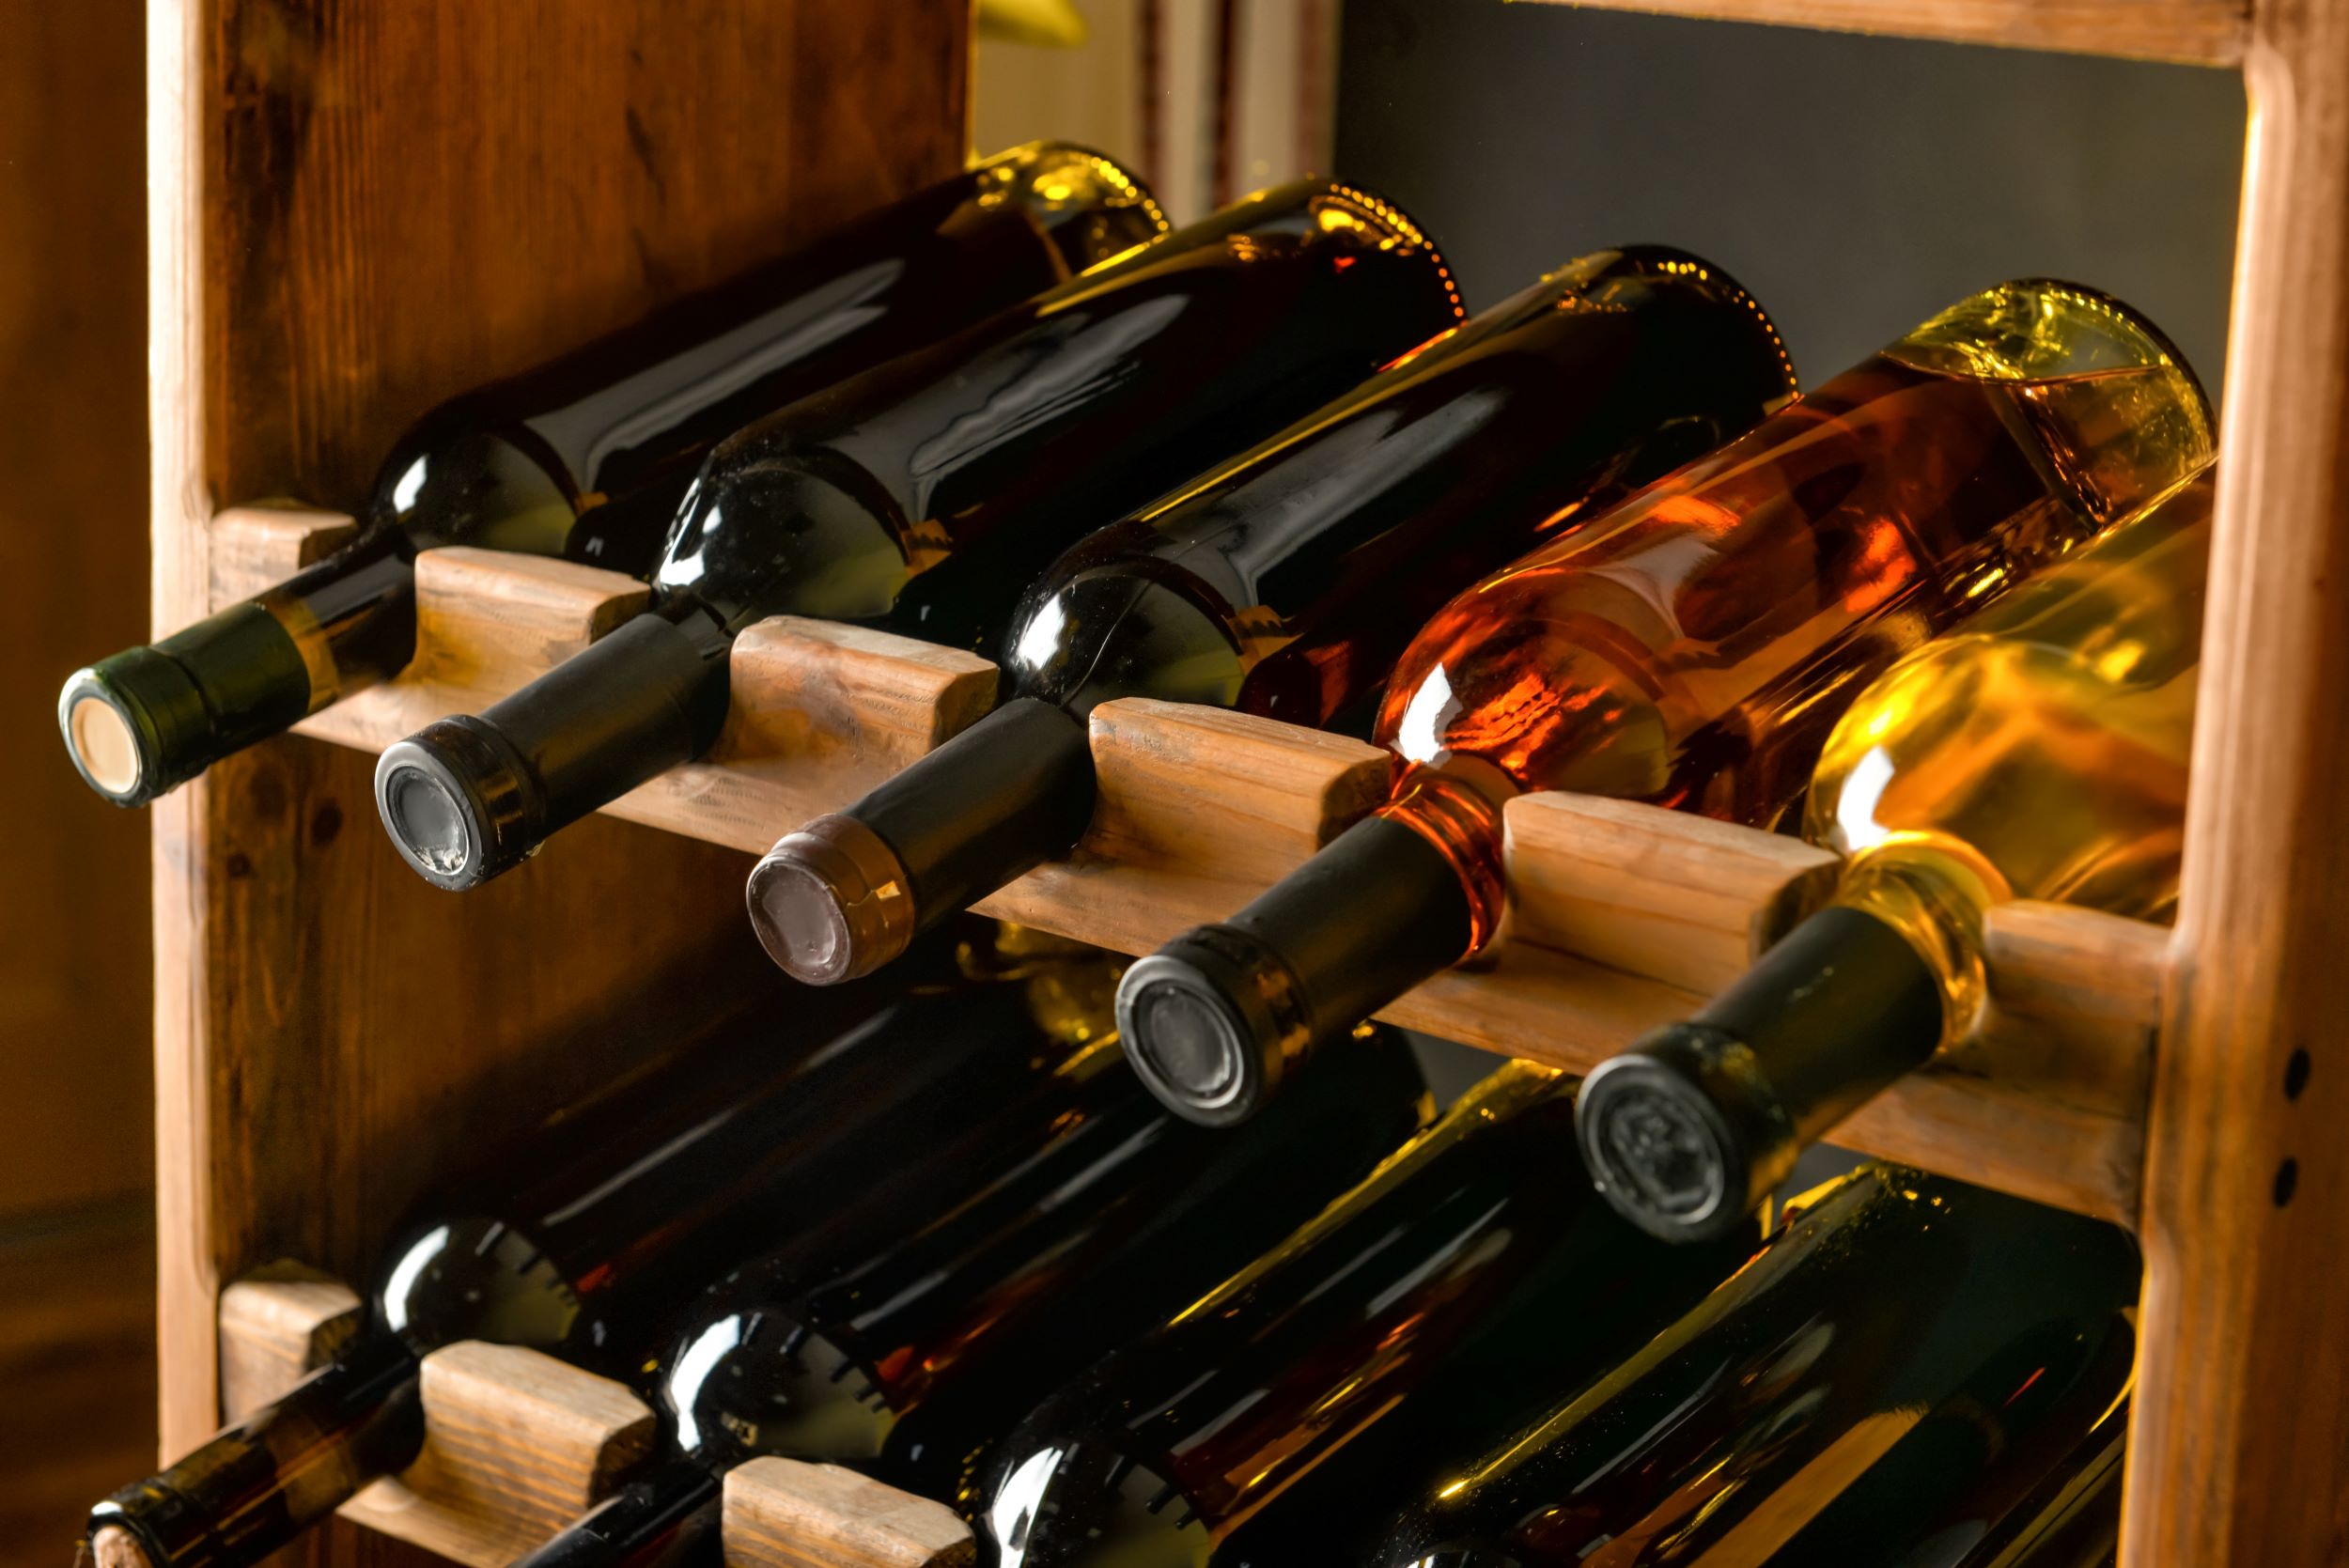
144, 1, 2349, 1566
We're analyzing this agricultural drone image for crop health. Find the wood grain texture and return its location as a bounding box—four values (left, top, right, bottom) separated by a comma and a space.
216, 1264, 364, 1421
2125, 0, 2349, 1559
148, 38, 972, 1568
207, 505, 361, 612
1523, 0, 2248, 64
724, 1458, 975, 1568
1504, 793, 1842, 995
338, 1343, 656, 1567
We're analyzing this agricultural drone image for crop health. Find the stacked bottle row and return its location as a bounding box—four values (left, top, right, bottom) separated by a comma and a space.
91, 922, 2136, 1568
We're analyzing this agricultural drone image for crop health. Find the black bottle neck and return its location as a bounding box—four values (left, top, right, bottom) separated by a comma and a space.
1117, 813, 1473, 1125
507, 1459, 722, 1568
1576, 906, 1946, 1243
747, 698, 1097, 984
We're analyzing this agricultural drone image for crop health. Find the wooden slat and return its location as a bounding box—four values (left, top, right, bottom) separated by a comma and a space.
723, 1458, 975, 1568
1524, 0, 2248, 65
206, 505, 361, 611
148, 11, 972, 1534
339, 1343, 656, 1568
2125, 0, 2349, 1559
215, 1263, 363, 1421
1504, 793, 1843, 995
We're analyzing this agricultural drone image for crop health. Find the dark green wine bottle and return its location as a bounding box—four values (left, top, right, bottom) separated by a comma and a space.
85, 923, 1128, 1568
501, 1025, 1433, 1568
60, 143, 1162, 808
371, 180, 1463, 891
973, 1060, 1762, 1568
742, 248, 1796, 989
1368, 1166, 2140, 1568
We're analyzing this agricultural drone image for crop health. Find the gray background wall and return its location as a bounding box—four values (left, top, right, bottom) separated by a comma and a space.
1334, 0, 2246, 399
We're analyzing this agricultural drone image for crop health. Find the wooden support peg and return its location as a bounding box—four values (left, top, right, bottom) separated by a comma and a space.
1502, 793, 1843, 994
216, 1264, 366, 1420
977, 697, 1390, 952
411, 547, 654, 691
207, 503, 362, 609
339, 1341, 657, 1568
723, 1457, 975, 1568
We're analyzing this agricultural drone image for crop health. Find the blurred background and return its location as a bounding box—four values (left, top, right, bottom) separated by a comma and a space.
0, 0, 2243, 1559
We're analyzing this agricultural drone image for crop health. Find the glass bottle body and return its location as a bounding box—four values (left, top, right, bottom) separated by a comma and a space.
90, 923, 1128, 1568
375, 180, 1463, 893
744, 248, 1798, 986
1374, 1166, 2141, 1568
660, 1024, 1431, 1503
977, 1062, 1760, 1568
63, 142, 1162, 806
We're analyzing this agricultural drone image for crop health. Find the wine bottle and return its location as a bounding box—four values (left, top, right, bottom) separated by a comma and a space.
85, 922, 1128, 1568
1117, 280, 2216, 1126
372, 179, 1463, 891
1369, 1165, 2141, 1568
1574, 472, 2212, 1243
59, 142, 1164, 808
743, 248, 1797, 990
499, 1025, 1433, 1567
973, 1060, 1763, 1568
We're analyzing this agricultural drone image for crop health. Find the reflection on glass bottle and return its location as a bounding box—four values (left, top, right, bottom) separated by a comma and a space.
742, 248, 1797, 989
86, 922, 1129, 1568
1577, 473, 2211, 1242
975, 1061, 1763, 1568
59, 144, 1164, 809
505, 1025, 1432, 1567
1370, 1166, 2140, 1568
1116, 281, 2215, 1128
373, 179, 1463, 892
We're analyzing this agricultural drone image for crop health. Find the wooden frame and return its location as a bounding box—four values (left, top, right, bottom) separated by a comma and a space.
145, 2, 2349, 1566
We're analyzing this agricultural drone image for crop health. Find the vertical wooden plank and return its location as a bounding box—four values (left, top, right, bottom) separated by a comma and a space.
148, 2, 972, 1507
2126, 1, 2349, 1561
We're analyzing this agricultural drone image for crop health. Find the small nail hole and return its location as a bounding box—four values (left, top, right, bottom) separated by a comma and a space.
2274, 1157, 2298, 1207
2285, 1049, 2311, 1101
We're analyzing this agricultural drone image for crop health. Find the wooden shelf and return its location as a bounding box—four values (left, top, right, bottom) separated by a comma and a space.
213, 516, 2159, 1226
1525, 0, 2248, 64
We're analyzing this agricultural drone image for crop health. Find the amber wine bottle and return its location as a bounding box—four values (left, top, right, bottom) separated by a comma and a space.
974, 1061, 1761, 1568
501, 1027, 1432, 1567
373, 181, 1462, 891
1576, 472, 2213, 1243
743, 249, 1797, 989
85, 923, 1128, 1568
1117, 281, 2215, 1126
58, 144, 1163, 809
1369, 1166, 2140, 1568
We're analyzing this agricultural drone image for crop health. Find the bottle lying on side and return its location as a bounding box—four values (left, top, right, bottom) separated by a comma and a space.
1114, 280, 2216, 1126
1575, 471, 2212, 1243
59, 143, 1163, 809
1369, 1165, 2141, 1568
372, 180, 1464, 892
974, 1059, 1764, 1568
85, 922, 1131, 1568
500, 1026, 1432, 1568
742, 247, 1798, 991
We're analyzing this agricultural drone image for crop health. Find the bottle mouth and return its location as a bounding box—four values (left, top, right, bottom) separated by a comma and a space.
1575, 1025, 1794, 1245
86, 1515, 163, 1568
373, 720, 535, 892
745, 815, 917, 986
57, 654, 200, 807
1114, 929, 1300, 1127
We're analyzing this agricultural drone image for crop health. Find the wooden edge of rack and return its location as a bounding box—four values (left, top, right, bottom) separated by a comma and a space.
206, 504, 361, 610
724, 1458, 976, 1568
1524, 0, 2248, 66
212, 527, 2162, 1220
216, 1261, 365, 1419
340, 1341, 657, 1568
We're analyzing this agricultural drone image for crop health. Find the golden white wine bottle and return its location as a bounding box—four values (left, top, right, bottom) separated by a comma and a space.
1115, 282, 2213, 1128
1578, 470, 2211, 1242
59, 144, 1162, 808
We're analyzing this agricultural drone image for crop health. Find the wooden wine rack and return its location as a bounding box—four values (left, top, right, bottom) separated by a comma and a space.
144, 1, 2349, 1565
